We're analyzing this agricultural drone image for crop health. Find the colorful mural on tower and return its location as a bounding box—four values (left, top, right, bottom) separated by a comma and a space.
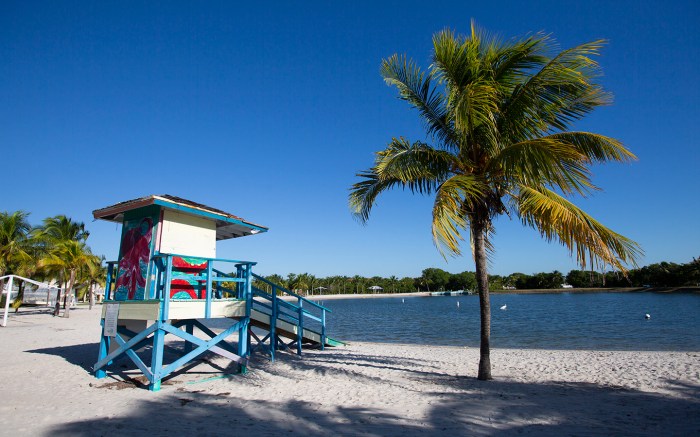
170, 257, 208, 299
114, 216, 154, 301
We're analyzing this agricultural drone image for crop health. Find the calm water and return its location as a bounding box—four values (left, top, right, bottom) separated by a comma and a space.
320, 292, 700, 351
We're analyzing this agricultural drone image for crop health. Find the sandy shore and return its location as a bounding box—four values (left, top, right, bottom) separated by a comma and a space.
0, 307, 698, 436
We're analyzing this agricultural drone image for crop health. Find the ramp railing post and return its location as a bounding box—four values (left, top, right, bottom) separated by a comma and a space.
270, 284, 277, 361
321, 308, 326, 351
205, 260, 213, 318
237, 263, 251, 372
296, 297, 303, 355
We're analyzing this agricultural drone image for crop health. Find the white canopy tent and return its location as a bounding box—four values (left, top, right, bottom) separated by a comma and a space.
368, 285, 383, 294
0, 275, 60, 327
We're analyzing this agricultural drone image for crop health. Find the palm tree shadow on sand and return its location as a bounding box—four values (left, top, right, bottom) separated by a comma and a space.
38, 344, 700, 436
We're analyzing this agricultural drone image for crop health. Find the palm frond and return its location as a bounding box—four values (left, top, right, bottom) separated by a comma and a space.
516, 186, 642, 272
547, 132, 637, 163
489, 34, 550, 87
381, 55, 457, 148
431, 174, 488, 256
350, 139, 454, 223
501, 40, 611, 140
349, 170, 399, 224
493, 137, 597, 195
374, 138, 456, 190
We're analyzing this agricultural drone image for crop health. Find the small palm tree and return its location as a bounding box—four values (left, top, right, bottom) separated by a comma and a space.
350, 24, 641, 380
0, 211, 33, 277
34, 215, 91, 312
83, 255, 106, 310
39, 240, 98, 318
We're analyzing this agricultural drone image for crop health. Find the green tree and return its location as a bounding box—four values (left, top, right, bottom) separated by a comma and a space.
448, 271, 477, 291
350, 24, 641, 379
84, 256, 106, 310
0, 211, 33, 277
565, 270, 589, 288
37, 215, 89, 243
39, 240, 98, 318
420, 268, 450, 291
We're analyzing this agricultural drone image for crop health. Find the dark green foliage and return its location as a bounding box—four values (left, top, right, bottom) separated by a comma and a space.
259, 256, 699, 294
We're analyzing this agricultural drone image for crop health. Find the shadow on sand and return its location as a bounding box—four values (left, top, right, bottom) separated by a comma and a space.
41, 344, 700, 436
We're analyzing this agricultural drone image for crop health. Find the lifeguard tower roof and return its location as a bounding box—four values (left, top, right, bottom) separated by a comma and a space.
92, 194, 268, 240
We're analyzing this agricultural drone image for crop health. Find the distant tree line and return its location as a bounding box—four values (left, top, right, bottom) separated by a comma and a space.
256, 256, 700, 295
0, 211, 104, 316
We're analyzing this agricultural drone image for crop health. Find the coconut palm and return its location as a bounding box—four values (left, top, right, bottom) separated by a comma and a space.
39, 240, 98, 318
37, 215, 89, 243
34, 215, 90, 311
349, 24, 642, 380
0, 211, 33, 277
82, 255, 106, 310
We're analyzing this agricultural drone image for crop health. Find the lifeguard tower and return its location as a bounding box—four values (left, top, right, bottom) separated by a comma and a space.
93, 195, 337, 391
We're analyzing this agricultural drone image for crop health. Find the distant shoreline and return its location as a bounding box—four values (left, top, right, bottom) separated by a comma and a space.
302, 286, 700, 301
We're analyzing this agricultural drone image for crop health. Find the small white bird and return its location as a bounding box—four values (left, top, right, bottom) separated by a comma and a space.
402, 298, 405, 303
500, 304, 507, 310
645, 313, 651, 319
457, 301, 460, 308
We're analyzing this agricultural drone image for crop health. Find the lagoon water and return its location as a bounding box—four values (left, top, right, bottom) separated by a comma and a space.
321, 292, 700, 351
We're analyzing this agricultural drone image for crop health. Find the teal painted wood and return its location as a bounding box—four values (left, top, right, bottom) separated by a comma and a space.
321, 309, 326, 351
297, 298, 303, 355
159, 320, 247, 379
205, 261, 213, 318
95, 318, 109, 379
270, 284, 278, 361
113, 330, 155, 381
188, 319, 239, 355
161, 256, 173, 321
95, 263, 116, 378
149, 321, 165, 391
105, 262, 116, 301
235, 263, 250, 370
94, 323, 159, 371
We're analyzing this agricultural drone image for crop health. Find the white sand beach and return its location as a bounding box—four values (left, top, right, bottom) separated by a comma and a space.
0, 307, 698, 436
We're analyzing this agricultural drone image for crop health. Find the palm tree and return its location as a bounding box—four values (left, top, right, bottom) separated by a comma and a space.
0, 211, 33, 277
0, 211, 35, 309
34, 215, 90, 312
39, 240, 98, 318
83, 255, 106, 310
350, 24, 641, 380
37, 215, 89, 243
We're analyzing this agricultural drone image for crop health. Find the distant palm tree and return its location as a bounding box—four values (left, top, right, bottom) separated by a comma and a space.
0, 211, 33, 277
39, 240, 98, 318
37, 215, 89, 243
83, 255, 106, 310
350, 24, 641, 380
35, 215, 90, 313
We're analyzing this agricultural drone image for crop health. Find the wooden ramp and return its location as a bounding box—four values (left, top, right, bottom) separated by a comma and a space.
249, 308, 344, 348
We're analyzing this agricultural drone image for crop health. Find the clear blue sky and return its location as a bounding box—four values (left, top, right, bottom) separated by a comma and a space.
2, 1, 699, 278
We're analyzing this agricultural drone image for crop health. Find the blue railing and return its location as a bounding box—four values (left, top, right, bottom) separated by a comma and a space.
251, 273, 331, 357
103, 254, 331, 359
150, 253, 255, 320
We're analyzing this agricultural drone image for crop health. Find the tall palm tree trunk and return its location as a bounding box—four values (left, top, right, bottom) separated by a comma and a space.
473, 220, 492, 380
